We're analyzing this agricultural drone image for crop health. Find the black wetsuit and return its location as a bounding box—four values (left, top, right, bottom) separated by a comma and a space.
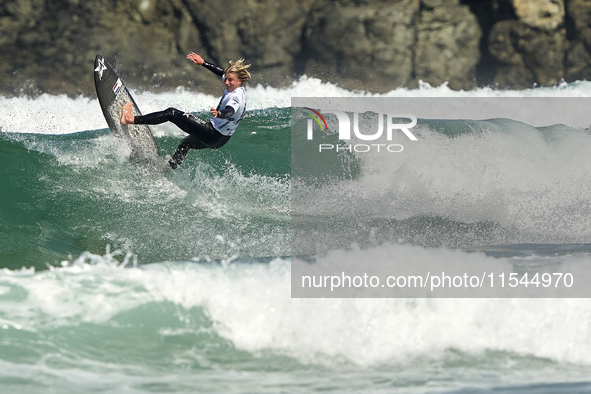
133, 61, 236, 169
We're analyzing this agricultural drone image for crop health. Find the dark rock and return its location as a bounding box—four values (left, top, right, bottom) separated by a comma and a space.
300, 0, 419, 91
489, 19, 566, 88
301, 0, 481, 91
181, 0, 315, 88
565, 0, 591, 81
512, 0, 564, 31
415, 0, 482, 90
1, 0, 591, 96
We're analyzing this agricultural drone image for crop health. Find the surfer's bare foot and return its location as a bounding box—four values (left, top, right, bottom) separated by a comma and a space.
121, 103, 135, 124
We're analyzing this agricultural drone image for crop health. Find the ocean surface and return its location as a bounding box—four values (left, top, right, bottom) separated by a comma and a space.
3, 78, 591, 392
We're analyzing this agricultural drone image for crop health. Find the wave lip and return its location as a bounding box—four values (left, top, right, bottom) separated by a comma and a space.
3, 78, 591, 135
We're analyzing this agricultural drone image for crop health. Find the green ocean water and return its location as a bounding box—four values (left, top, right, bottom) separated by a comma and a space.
3, 93, 591, 393
1, 110, 293, 270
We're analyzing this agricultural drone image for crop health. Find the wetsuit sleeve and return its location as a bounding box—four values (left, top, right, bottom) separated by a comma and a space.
216, 107, 235, 119
202, 61, 225, 77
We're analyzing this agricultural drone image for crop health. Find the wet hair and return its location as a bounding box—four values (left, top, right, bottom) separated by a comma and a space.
225, 59, 251, 84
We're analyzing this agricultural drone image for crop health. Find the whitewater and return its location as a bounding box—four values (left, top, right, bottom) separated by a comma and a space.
2, 78, 591, 393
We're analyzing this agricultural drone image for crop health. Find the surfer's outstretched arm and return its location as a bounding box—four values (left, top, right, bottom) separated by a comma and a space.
187, 52, 224, 77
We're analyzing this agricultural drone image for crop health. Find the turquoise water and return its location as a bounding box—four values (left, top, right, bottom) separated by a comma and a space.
2, 82, 591, 392
1, 110, 291, 270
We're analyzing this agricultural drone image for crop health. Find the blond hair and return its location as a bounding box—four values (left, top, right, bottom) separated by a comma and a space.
225, 59, 251, 84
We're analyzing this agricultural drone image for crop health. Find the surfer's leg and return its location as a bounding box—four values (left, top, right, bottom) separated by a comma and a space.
131, 107, 179, 126
168, 129, 230, 169
169, 135, 206, 169
121, 103, 178, 126
128, 106, 229, 169
129, 106, 214, 137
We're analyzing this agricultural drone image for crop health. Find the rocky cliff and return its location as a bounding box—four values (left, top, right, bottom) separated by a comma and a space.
0, 0, 589, 97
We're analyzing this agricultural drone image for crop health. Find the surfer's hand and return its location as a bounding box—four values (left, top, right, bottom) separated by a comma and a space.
187, 52, 204, 65
210, 108, 218, 117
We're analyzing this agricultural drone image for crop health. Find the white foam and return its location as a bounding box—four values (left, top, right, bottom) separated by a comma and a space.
153, 246, 591, 367
4, 78, 591, 135
292, 114, 591, 242
0, 94, 105, 135
3, 245, 591, 367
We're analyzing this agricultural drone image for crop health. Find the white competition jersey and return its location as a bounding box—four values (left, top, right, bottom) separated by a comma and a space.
211, 86, 247, 136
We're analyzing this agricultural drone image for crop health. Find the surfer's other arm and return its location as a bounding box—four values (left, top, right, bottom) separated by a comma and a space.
210, 106, 235, 119
187, 52, 224, 77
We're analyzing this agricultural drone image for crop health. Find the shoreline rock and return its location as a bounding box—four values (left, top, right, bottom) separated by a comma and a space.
0, 0, 589, 97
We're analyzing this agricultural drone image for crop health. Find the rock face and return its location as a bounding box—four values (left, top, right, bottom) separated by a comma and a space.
487, 0, 567, 88
489, 19, 566, 87
300, 0, 420, 91
414, 0, 482, 90
301, 0, 480, 91
0, 0, 590, 96
565, 0, 591, 82
0, 0, 318, 96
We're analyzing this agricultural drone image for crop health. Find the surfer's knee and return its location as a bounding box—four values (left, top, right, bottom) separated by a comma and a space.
164, 107, 179, 117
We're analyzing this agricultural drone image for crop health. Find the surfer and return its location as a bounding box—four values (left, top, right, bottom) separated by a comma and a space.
121, 52, 251, 169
